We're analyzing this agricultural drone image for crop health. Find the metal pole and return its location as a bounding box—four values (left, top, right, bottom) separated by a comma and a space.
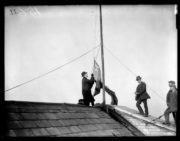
99, 5, 106, 106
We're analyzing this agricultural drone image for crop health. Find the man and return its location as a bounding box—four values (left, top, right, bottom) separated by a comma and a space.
135, 76, 150, 117
163, 81, 177, 125
81, 71, 95, 106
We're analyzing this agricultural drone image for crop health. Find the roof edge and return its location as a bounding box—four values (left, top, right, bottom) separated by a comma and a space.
4, 100, 87, 107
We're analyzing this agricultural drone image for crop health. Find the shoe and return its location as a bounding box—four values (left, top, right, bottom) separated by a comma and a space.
144, 114, 148, 117
162, 122, 170, 125
137, 112, 144, 116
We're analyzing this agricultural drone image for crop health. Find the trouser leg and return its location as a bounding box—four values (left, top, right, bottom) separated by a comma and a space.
142, 99, 148, 116
172, 112, 176, 124
136, 100, 144, 114
84, 100, 90, 106
164, 108, 171, 123
82, 91, 90, 106
91, 101, 94, 106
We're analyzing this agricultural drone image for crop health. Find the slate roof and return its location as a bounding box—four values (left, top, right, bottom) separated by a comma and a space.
4, 101, 139, 137
107, 105, 176, 136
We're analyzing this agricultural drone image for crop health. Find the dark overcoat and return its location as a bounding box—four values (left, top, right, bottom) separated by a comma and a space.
166, 89, 177, 112
82, 76, 95, 102
136, 81, 150, 101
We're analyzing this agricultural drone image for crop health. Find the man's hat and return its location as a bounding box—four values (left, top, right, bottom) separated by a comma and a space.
81, 71, 87, 77
168, 80, 175, 85
136, 76, 142, 81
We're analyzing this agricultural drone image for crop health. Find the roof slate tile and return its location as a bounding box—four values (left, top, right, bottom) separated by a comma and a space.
35, 120, 51, 128
46, 127, 62, 135
57, 127, 71, 134
115, 128, 133, 136
57, 120, 67, 126
69, 126, 81, 133
31, 128, 50, 136
66, 119, 78, 126
103, 118, 117, 124
59, 120, 71, 126
36, 113, 48, 120
8, 113, 24, 120
75, 119, 87, 125
107, 123, 123, 129
48, 120, 62, 127
19, 121, 37, 128
85, 119, 95, 124
21, 113, 37, 120
90, 118, 101, 124
13, 129, 34, 136
6, 130, 16, 137
85, 113, 99, 118
55, 113, 65, 119
44, 113, 59, 119
62, 113, 73, 119
6, 107, 19, 113
7, 121, 23, 129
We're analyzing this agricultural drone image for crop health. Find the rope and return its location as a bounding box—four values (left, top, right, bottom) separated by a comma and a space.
95, 44, 101, 60
104, 46, 165, 103
104, 46, 137, 76
5, 45, 99, 93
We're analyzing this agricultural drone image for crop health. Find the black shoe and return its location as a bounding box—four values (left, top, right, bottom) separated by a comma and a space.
162, 122, 170, 125
144, 114, 148, 117
137, 112, 144, 115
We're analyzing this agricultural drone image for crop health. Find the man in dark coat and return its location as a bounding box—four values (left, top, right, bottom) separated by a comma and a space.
135, 76, 150, 117
163, 81, 177, 125
81, 71, 95, 106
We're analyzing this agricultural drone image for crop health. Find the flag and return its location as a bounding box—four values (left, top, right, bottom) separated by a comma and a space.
93, 59, 101, 81
92, 59, 118, 105
93, 59, 101, 96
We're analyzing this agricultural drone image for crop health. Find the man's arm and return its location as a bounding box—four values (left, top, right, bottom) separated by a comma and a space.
84, 74, 95, 84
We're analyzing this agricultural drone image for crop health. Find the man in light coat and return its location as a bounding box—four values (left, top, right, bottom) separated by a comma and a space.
163, 81, 177, 125
135, 76, 150, 117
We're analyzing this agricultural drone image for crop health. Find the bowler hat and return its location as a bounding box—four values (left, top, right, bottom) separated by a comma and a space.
168, 80, 175, 85
81, 71, 87, 77
136, 76, 142, 81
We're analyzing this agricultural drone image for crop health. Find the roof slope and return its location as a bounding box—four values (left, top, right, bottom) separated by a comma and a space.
107, 105, 176, 136
4, 101, 136, 137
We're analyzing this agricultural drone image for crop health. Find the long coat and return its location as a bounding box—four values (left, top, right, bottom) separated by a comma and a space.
82, 76, 95, 102
166, 89, 177, 112
136, 81, 150, 101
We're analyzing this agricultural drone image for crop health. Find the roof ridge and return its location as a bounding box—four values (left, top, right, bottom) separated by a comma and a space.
5, 100, 86, 107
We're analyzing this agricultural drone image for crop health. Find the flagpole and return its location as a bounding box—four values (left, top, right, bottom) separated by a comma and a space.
99, 5, 106, 106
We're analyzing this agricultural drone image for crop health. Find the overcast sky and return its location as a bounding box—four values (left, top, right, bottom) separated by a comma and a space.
5, 5, 177, 120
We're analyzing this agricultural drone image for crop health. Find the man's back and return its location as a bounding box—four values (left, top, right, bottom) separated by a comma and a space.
167, 89, 177, 112
82, 77, 94, 91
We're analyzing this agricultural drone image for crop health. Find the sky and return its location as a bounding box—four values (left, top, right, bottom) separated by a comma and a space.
5, 5, 177, 120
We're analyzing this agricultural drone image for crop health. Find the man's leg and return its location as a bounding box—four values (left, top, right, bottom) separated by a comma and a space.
164, 108, 171, 124
84, 100, 90, 106
83, 94, 90, 106
136, 99, 144, 114
91, 101, 94, 106
142, 99, 149, 116
172, 112, 176, 124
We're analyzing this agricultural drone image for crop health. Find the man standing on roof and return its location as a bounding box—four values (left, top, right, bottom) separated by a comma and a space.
163, 81, 177, 125
81, 71, 95, 106
135, 76, 150, 117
